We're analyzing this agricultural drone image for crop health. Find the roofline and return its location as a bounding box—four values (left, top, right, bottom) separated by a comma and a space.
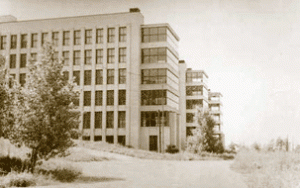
141, 23, 180, 41
209, 92, 223, 97
186, 68, 209, 78
0, 11, 143, 24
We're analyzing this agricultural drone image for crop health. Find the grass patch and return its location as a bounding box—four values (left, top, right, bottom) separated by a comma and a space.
231, 149, 300, 187
0, 172, 36, 187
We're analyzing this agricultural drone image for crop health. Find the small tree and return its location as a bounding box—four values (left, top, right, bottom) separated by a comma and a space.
9, 43, 80, 172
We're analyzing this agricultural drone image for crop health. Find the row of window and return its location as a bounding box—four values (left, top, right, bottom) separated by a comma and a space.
141, 90, 166, 106
82, 90, 126, 106
186, 99, 203, 109
142, 47, 167, 64
186, 86, 203, 96
141, 69, 167, 84
83, 111, 126, 129
186, 72, 205, 83
141, 111, 168, 127
82, 135, 125, 145
0, 27, 127, 50
142, 27, 167, 43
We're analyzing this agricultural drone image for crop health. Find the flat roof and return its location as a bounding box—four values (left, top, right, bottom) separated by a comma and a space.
209, 92, 223, 97
141, 23, 180, 41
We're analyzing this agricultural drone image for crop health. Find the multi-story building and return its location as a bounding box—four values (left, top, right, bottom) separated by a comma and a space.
0, 8, 186, 152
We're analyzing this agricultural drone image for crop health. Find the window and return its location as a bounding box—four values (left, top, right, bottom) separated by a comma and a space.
63, 71, 69, 81
73, 71, 80, 85
95, 112, 102, 129
96, 49, 103, 64
107, 90, 114, 105
107, 48, 115, 64
141, 69, 166, 84
10, 35, 17, 49
142, 27, 167, 43
119, 27, 126, 42
0, 35, 6, 50
74, 30, 81, 45
94, 136, 102, 141
106, 136, 114, 143
119, 48, 126, 63
63, 31, 70, 46
73, 51, 81, 65
95, 70, 103, 85
84, 70, 91, 85
186, 86, 203, 96
62, 51, 69, 66
142, 48, 167, 64
31, 53, 37, 62
82, 136, 90, 141
85, 29, 92, 44
96, 29, 103, 44
84, 91, 91, 106
9, 54, 16, 69
21, 34, 27, 48
52, 32, 59, 46
141, 90, 166, 105
31, 33, 38, 48
41, 33, 48, 46
118, 90, 126, 105
107, 69, 114, 84
20, 54, 27, 68
186, 72, 203, 83
186, 113, 194, 123
141, 111, 166, 127
106, 111, 114, 128
107, 28, 115, 43
19, 73, 26, 87
84, 50, 92, 65
118, 136, 126, 146
186, 100, 202, 109
83, 112, 91, 129
118, 111, 126, 128
95, 90, 102, 106
119, 69, 126, 84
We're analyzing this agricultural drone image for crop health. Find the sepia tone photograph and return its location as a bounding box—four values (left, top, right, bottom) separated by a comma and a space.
0, 0, 300, 187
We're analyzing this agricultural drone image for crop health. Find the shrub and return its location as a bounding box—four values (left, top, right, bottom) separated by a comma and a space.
0, 172, 36, 187
165, 145, 179, 154
35, 159, 82, 182
0, 156, 30, 175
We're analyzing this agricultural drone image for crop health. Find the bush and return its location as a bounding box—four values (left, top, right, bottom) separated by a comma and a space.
35, 159, 82, 182
165, 145, 179, 154
0, 172, 36, 187
0, 156, 30, 175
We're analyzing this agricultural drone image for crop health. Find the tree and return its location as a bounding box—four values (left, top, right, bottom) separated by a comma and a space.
9, 43, 80, 172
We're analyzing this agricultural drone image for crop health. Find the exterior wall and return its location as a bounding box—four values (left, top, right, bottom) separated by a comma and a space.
178, 61, 187, 149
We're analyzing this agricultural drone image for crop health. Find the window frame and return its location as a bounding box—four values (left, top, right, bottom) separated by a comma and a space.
10, 35, 17, 49
96, 49, 103, 64
96, 29, 103, 44
106, 90, 114, 106
95, 69, 103, 85
0, 35, 7, 50
119, 27, 126, 42
118, 111, 126, 128
118, 48, 126, 63
21, 34, 27, 48
20, 54, 27, 68
107, 69, 114, 84
73, 50, 81, 65
63, 31, 70, 46
107, 48, 115, 64
84, 50, 92, 65
118, 69, 126, 84
85, 29, 92, 44
84, 70, 91, 85
74, 30, 81, 45
107, 28, 115, 43
84, 91, 91, 106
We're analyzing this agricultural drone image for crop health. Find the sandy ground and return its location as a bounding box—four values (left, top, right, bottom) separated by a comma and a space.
34, 150, 247, 188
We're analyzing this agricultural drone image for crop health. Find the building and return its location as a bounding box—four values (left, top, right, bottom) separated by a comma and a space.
0, 8, 224, 151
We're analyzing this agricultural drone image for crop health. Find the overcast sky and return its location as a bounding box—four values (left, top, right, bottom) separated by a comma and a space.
1, 0, 300, 147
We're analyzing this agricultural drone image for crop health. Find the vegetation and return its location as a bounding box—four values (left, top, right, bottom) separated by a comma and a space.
0, 156, 30, 175
0, 172, 36, 187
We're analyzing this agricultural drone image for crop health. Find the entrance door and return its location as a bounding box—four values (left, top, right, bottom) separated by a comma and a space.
149, 136, 158, 151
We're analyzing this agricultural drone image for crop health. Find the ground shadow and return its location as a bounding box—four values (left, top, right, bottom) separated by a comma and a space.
75, 176, 125, 183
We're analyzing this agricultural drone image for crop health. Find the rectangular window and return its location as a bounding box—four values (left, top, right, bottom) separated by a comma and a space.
96, 29, 103, 44
107, 28, 115, 43
21, 34, 27, 48
73, 51, 81, 65
141, 69, 167, 84
142, 27, 167, 43
142, 48, 167, 64
118, 111, 126, 128
118, 90, 126, 105
41, 32, 48, 46
119, 48, 126, 63
107, 48, 115, 64
186, 113, 194, 123
107, 90, 114, 105
107, 69, 114, 84
85, 29, 92, 44
84, 70, 91, 85
141, 111, 167, 127
119, 69, 126, 84
73, 71, 80, 85
95, 112, 102, 129
84, 91, 91, 106
9, 54, 16, 69
83, 112, 91, 129
31, 33, 38, 48
74, 30, 81, 45
10, 35, 17, 49
63, 71, 69, 81
186, 100, 202, 109
106, 111, 114, 128
62, 51, 69, 66
19, 73, 26, 87
118, 136, 126, 146
141, 90, 166, 105
95, 70, 103, 85
96, 49, 103, 64
186, 86, 203, 96
0, 35, 6, 50
20, 54, 27, 68
63, 31, 70, 46
52, 32, 59, 46
84, 50, 92, 65
30, 53, 37, 62
119, 27, 126, 42
95, 90, 103, 106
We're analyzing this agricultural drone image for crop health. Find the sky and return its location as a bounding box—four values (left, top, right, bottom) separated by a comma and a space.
1, 0, 300, 147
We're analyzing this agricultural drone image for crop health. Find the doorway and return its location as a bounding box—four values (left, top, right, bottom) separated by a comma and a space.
149, 135, 158, 151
